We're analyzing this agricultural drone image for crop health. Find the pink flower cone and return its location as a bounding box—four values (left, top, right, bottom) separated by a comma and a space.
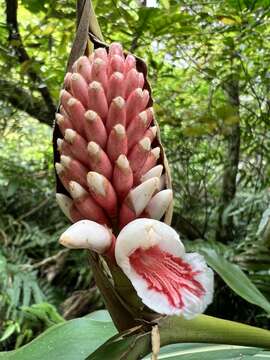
55, 42, 214, 318
55, 42, 170, 228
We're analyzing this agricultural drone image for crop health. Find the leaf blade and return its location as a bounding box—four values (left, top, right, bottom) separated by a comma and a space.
0, 312, 117, 360
201, 249, 270, 313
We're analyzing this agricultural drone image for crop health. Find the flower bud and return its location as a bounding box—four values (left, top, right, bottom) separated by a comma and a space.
59, 220, 113, 253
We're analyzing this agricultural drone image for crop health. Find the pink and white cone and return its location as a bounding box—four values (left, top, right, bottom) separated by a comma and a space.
115, 219, 214, 319
56, 42, 171, 228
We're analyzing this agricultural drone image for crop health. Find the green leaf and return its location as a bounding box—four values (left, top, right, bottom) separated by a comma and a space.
217, 15, 241, 25
143, 343, 270, 360
20, 0, 46, 12
86, 334, 139, 360
6, 181, 18, 198
87, 310, 113, 322
257, 205, 270, 237
21, 303, 64, 327
0, 311, 117, 360
201, 249, 270, 314
0, 323, 19, 342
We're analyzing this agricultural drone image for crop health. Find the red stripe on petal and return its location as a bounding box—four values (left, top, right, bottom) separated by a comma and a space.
129, 246, 205, 309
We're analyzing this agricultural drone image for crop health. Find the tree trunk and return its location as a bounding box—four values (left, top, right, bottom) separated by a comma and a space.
216, 77, 240, 243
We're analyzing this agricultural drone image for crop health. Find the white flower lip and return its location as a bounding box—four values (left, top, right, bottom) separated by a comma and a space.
59, 220, 112, 253
115, 219, 214, 319
115, 218, 185, 273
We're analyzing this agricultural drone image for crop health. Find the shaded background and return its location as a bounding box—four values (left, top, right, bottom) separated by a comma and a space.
1, 0, 270, 350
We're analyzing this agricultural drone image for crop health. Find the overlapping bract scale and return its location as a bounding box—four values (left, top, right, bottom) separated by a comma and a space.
55, 42, 172, 229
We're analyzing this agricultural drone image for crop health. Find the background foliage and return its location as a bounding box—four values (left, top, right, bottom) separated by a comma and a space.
1, 0, 270, 351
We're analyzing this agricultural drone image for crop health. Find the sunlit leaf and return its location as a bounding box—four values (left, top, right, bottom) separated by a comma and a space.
217, 16, 240, 25
160, 0, 170, 10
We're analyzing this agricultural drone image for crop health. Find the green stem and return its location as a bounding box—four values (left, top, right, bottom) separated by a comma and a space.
159, 314, 270, 349
88, 315, 270, 360
89, 253, 136, 331
129, 315, 270, 359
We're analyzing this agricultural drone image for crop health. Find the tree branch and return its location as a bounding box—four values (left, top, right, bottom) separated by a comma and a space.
5, 0, 56, 120
0, 79, 55, 125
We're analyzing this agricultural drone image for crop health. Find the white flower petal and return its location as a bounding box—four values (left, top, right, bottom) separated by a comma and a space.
115, 219, 185, 272
59, 219, 112, 253
115, 219, 214, 318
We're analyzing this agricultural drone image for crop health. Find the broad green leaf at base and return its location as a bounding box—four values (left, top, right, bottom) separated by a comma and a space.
0, 311, 116, 360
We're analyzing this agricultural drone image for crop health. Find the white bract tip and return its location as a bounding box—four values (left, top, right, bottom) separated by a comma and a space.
67, 97, 78, 107
65, 129, 76, 144
94, 58, 105, 66
85, 110, 97, 122
56, 193, 73, 221
114, 124, 125, 136
150, 126, 157, 137
87, 141, 100, 156
69, 181, 87, 200
95, 48, 107, 58
87, 171, 106, 196
113, 96, 125, 108
116, 154, 129, 170
135, 88, 143, 97
56, 113, 64, 124
141, 165, 163, 182
113, 71, 124, 80
139, 137, 151, 151
57, 138, 63, 151
128, 177, 160, 215
60, 155, 71, 168
55, 162, 64, 175
151, 147, 160, 159
145, 189, 173, 220
138, 111, 148, 124
59, 220, 112, 253
89, 81, 102, 91
115, 219, 214, 318
71, 73, 80, 81
60, 89, 66, 98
